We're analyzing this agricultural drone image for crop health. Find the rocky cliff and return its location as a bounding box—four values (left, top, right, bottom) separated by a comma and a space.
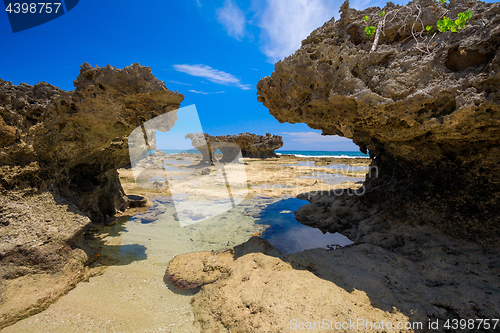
0, 63, 183, 222
257, 0, 500, 244
0, 63, 183, 327
185, 132, 283, 163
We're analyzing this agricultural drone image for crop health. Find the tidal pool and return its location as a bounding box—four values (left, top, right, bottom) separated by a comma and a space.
254, 197, 353, 254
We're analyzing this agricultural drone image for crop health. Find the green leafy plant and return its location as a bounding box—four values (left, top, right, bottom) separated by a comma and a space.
365, 26, 376, 38
437, 10, 472, 32
437, 16, 454, 32
456, 10, 473, 28
358, 0, 473, 53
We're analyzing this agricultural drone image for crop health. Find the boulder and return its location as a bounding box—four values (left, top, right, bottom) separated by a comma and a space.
183, 234, 499, 332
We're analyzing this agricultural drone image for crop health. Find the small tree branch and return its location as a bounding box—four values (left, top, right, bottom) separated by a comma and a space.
370, 21, 384, 53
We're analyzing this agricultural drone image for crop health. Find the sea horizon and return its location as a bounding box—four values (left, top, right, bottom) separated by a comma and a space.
276, 150, 369, 158
154, 149, 370, 158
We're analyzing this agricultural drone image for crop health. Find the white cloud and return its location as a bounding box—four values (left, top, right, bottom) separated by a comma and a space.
254, 0, 338, 62
169, 80, 192, 85
173, 64, 252, 90
189, 89, 210, 94
217, 0, 246, 40
188, 89, 225, 94
281, 131, 351, 143
196, 0, 202, 7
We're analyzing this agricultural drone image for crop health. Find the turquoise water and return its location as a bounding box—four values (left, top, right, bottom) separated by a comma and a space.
276, 150, 369, 158
255, 198, 353, 254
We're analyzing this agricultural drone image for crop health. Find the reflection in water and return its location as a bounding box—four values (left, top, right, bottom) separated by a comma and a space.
121, 195, 353, 256
256, 198, 353, 254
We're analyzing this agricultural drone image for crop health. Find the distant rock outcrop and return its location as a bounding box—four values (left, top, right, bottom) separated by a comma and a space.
0, 63, 183, 327
257, 0, 500, 244
185, 132, 283, 164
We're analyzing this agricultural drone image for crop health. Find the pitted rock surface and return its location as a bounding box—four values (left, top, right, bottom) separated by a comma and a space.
257, 0, 500, 244
185, 132, 283, 164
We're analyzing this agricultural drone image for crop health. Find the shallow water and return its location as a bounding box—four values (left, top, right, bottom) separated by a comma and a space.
254, 197, 353, 254
251, 184, 293, 189
5, 159, 358, 332
299, 172, 365, 185
124, 194, 352, 255
285, 161, 368, 172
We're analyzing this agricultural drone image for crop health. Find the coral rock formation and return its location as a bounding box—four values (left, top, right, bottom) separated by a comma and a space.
0, 63, 183, 222
165, 251, 233, 289
0, 63, 183, 327
185, 132, 283, 164
257, 0, 500, 244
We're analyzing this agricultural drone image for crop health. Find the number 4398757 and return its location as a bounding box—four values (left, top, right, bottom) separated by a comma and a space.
5, 3, 62, 14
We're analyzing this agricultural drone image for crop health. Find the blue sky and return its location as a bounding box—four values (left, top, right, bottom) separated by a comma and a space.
1, 0, 493, 151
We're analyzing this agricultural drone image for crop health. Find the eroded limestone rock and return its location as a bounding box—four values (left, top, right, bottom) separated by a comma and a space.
169, 235, 499, 332
0, 63, 183, 327
0, 63, 183, 222
257, 0, 500, 244
185, 132, 283, 164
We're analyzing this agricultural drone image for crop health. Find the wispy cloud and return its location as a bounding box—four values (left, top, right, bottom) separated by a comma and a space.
173, 64, 252, 90
189, 90, 210, 95
169, 80, 192, 86
217, 0, 246, 40
254, 0, 338, 62
281, 131, 350, 143
196, 0, 202, 7
188, 89, 225, 94
350, 0, 378, 10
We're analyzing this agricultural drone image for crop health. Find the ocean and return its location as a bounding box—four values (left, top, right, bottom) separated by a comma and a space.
154, 149, 370, 158
276, 150, 369, 158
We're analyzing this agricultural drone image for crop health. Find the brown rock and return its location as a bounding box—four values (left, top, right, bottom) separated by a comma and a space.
165, 251, 233, 289
185, 132, 283, 164
0, 63, 183, 222
257, 0, 500, 244
126, 194, 147, 208
0, 63, 184, 327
